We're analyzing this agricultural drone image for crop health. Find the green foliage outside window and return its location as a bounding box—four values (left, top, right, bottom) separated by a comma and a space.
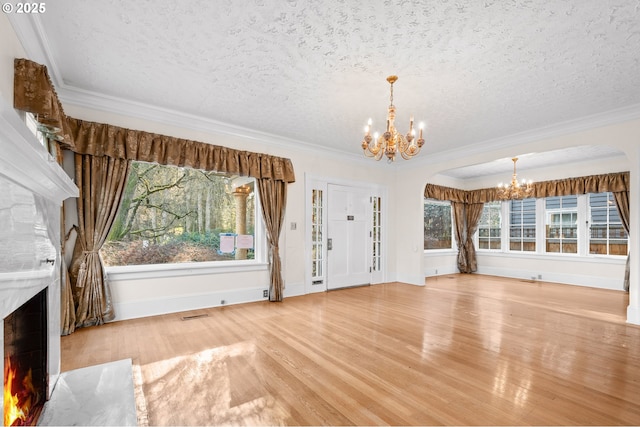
101, 162, 255, 266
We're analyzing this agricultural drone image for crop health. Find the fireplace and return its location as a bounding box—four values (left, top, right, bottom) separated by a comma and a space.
0, 172, 62, 427
4, 288, 48, 426
0, 87, 77, 426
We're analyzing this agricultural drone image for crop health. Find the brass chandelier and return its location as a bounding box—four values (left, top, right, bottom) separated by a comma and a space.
497, 157, 534, 200
361, 75, 424, 162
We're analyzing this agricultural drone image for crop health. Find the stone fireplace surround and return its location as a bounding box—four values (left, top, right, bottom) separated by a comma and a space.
0, 93, 77, 425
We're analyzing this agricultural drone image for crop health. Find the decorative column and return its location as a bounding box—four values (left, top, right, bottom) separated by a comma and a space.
233, 185, 250, 260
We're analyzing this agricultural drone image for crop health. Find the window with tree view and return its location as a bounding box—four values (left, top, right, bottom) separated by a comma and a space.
101, 161, 257, 266
424, 199, 452, 250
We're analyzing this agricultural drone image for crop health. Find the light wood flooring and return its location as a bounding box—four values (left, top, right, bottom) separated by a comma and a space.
61, 274, 640, 425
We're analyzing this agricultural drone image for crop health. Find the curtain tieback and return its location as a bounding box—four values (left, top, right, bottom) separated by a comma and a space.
77, 251, 99, 288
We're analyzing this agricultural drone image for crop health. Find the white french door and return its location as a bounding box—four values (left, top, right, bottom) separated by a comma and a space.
305, 176, 386, 293
326, 184, 371, 289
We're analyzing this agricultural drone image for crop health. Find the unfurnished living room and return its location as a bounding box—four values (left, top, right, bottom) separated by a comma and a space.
1, 1, 640, 425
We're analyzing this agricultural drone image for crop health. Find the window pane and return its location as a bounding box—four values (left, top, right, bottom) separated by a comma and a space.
545, 195, 577, 254
588, 192, 628, 256
424, 199, 452, 250
101, 162, 256, 266
510, 198, 535, 252
478, 201, 501, 251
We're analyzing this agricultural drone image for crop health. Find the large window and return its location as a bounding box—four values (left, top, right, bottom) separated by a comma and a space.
545, 196, 578, 254
510, 198, 536, 252
589, 192, 628, 256
478, 201, 501, 250
424, 199, 452, 250
101, 161, 257, 266
424, 191, 626, 259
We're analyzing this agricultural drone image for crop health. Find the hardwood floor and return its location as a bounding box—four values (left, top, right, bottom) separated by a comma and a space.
61, 274, 640, 425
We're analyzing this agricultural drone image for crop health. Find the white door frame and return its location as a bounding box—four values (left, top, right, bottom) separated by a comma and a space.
304, 173, 388, 294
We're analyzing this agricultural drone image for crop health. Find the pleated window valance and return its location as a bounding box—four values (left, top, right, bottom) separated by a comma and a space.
425, 171, 629, 203
14, 58, 295, 183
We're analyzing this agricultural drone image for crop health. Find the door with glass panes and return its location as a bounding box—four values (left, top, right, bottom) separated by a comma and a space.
306, 181, 384, 292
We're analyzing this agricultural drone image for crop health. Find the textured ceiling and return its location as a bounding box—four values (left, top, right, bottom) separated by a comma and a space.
11, 0, 640, 165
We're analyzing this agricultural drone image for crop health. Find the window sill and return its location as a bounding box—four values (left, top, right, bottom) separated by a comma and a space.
105, 260, 269, 281
424, 249, 457, 256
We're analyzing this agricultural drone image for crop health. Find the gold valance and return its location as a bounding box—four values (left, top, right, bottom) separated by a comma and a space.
425, 172, 629, 203
14, 58, 295, 182
66, 118, 295, 182
424, 184, 468, 203
14, 58, 73, 141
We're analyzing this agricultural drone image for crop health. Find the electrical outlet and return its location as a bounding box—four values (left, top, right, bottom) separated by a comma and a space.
220, 299, 226, 305
538, 274, 542, 280
263, 290, 268, 298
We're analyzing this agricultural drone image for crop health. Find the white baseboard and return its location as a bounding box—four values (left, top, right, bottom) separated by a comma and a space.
476, 266, 625, 291
112, 286, 269, 321
283, 282, 305, 298
424, 265, 458, 277
627, 305, 640, 325
394, 272, 425, 286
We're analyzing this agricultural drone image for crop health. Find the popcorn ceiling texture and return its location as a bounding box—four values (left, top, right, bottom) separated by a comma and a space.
38, 0, 640, 155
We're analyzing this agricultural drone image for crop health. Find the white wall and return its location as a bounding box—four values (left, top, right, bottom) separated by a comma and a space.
397, 118, 640, 321
61, 104, 398, 320
3, 16, 640, 322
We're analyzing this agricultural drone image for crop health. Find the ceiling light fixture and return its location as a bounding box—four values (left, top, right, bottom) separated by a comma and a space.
361, 75, 424, 162
497, 157, 534, 200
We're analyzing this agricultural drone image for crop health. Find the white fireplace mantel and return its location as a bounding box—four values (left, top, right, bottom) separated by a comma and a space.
0, 95, 77, 203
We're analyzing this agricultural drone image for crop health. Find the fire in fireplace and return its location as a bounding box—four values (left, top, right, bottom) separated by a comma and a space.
3, 288, 48, 426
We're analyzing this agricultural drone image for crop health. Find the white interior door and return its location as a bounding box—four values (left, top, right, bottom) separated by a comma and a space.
327, 184, 371, 289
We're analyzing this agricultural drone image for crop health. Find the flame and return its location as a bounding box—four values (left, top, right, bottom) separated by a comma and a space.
3, 358, 34, 426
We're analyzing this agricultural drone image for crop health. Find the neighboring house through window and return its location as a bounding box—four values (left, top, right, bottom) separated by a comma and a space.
545, 195, 578, 254
589, 192, 628, 256
509, 198, 536, 252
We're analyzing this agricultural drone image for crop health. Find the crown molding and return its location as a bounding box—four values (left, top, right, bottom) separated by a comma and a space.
6, 13, 367, 163
402, 102, 640, 172
9, 13, 640, 172
7, 13, 63, 86
57, 84, 371, 163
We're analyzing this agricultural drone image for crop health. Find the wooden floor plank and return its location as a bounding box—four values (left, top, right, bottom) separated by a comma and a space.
61, 274, 640, 425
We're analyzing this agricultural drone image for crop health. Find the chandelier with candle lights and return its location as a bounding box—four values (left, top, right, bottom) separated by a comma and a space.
497, 157, 534, 200
361, 75, 425, 162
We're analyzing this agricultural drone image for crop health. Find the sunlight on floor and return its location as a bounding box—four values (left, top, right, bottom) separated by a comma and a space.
134, 342, 290, 426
